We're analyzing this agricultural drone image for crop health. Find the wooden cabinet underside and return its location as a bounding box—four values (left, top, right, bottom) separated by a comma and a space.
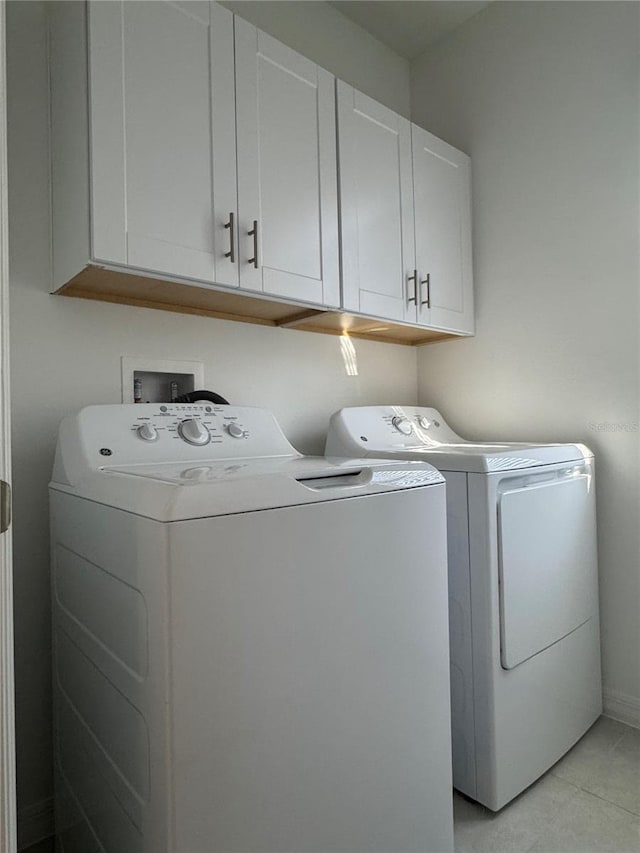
55, 266, 462, 347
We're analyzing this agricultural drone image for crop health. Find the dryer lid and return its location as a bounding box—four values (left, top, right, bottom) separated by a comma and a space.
326, 406, 593, 473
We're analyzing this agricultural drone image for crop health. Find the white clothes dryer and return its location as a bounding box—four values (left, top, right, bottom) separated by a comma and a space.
326, 405, 602, 811
50, 403, 453, 853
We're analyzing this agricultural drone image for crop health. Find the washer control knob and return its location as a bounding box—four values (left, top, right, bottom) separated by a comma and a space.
178, 418, 210, 446
417, 415, 432, 430
392, 416, 413, 435
227, 422, 244, 439
136, 423, 158, 442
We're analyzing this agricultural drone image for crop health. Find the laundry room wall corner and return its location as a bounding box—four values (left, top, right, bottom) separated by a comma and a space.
411, 1, 640, 719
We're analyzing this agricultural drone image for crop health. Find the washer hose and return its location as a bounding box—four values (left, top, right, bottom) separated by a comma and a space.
175, 390, 230, 405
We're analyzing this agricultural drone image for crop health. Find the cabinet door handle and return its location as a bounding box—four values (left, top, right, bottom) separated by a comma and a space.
224, 212, 235, 263
420, 273, 431, 307
407, 270, 418, 304
0, 480, 10, 534
248, 220, 259, 268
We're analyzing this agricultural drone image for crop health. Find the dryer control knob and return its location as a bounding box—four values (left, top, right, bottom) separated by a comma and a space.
178, 418, 210, 446
392, 416, 413, 435
136, 423, 159, 442
226, 422, 244, 439
417, 416, 432, 430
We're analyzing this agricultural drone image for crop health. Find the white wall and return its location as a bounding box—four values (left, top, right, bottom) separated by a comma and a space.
412, 2, 640, 718
220, 1, 411, 117
6, 2, 416, 846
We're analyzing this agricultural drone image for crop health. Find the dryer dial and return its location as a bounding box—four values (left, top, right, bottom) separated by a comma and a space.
392, 417, 413, 435
178, 418, 210, 446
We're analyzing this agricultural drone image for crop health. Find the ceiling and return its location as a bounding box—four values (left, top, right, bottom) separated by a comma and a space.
328, 1, 490, 60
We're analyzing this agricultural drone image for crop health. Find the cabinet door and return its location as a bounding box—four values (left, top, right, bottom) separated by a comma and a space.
337, 82, 416, 323
412, 126, 474, 333
89, 1, 238, 287
235, 20, 339, 307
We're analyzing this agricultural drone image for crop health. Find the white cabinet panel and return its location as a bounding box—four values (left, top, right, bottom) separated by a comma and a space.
338, 82, 416, 323
87, 0, 127, 266
235, 21, 339, 306
413, 126, 474, 333
89, 1, 238, 287
337, 86, 474, 334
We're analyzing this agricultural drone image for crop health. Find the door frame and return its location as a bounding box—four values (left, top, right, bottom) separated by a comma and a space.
0, 1, 17, 850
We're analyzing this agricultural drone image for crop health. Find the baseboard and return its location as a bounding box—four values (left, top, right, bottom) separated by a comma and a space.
17, 796, 54, 851
603, 687, 640, 730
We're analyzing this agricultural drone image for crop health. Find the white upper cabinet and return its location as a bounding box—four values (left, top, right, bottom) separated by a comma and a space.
50, 2, 473, 339
412, 126, 474, 334
234, 20, 339, 307
338, 82, 416, 323
89, 1, 239, 287
87, 2, 339, 306
337, 83, 474, 334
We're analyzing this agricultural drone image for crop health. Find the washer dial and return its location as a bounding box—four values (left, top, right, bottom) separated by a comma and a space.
226, 422, 244, 439
178, 418, 210, 446
136, 423, 159, 442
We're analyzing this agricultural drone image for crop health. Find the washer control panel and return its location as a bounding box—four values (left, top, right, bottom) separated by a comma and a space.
61, 405, 298, 474
131, 404, 249, 449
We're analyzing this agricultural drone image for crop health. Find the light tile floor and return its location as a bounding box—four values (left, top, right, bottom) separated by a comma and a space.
454, 716, 640, 853
25, 717, 640, 853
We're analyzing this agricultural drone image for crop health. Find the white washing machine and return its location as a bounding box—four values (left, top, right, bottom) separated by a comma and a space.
50, 403, 454, 853
326, 405, 602, 811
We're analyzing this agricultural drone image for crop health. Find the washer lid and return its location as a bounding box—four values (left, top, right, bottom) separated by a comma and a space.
51, 453, 444, 522
325, 406, 593, 473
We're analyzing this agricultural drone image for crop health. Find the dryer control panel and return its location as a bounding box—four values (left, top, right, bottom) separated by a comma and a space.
326, 406, 463, 457
325, 406, 592, 473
